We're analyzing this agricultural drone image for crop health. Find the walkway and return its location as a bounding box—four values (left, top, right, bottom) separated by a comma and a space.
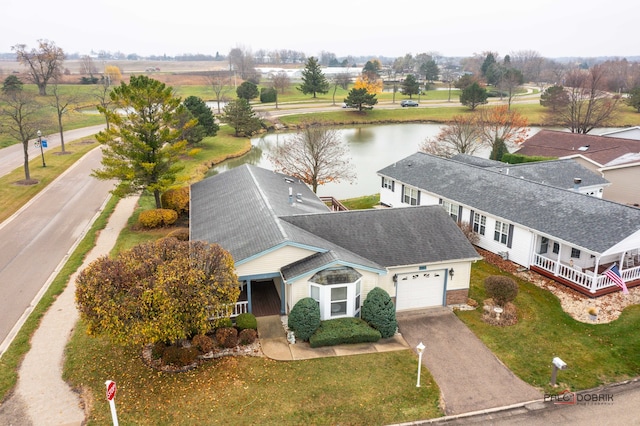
0, 196, 139, 426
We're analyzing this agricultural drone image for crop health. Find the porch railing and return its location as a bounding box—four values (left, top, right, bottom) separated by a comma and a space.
533, 253, 640, 293
210, 301, 249, 320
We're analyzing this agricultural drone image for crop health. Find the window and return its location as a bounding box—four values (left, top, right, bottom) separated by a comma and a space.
473, 213, 486, 235
382, 177, 394, 191
553, 243, 559, 254
494, 221, 509, 244
310, 285, 320, 305
442, 201, 460, 222
403, 187, 419, 205
539, 237, 549, 254
309, 267, 363, 320
330, 286, 348, 317
571, 248, 581, 258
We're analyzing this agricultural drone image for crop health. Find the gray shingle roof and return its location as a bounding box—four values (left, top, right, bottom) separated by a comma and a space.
377, 152, 640, 254
281, 205, 481, 267
452, 154, 609, 189
190, 165, 330, 261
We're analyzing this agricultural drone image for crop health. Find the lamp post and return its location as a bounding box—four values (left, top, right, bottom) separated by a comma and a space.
37, 130, 46, 167
416, 341, 425, 387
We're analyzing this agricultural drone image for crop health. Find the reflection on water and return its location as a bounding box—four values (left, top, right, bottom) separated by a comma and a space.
207, 123, 541, 199
208, 123, 447, 199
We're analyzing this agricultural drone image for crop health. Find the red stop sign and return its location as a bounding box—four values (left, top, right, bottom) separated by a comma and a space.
106, 380, 117, 401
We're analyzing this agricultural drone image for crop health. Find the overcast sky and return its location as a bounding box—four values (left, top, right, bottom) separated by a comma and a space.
3, 0, 637, 60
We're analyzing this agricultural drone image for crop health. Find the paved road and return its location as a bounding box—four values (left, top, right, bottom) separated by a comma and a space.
0, 126, 113, 356
419, 379, 640, 425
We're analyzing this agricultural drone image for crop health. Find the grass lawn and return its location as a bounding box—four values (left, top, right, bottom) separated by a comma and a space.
456, 260, 640, 393
65, 328, 442, 425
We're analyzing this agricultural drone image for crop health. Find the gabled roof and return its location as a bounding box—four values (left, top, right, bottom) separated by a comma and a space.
515, 129, 640, 167
281, 205, 480, 267
377, 152, 640, 254
452, 154, 609, 190
191, 164, 479, 277
190, 164, 331, 261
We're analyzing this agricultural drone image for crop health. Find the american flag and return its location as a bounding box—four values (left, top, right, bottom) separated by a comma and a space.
604, 264, 629, 295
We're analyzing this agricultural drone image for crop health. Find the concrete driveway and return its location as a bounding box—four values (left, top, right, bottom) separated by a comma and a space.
397, 308, 542, 416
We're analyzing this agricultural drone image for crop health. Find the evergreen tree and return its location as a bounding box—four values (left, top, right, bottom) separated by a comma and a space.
236, 81, 259, 101
94, 75, 189, 209
625, 86, 640, 112
460, 82, 488, 110
183, 95, 218, 136
344, 88, 378, 112
298, 57, 330, 98
401, 74, 420, 98
221, 99, 262, 137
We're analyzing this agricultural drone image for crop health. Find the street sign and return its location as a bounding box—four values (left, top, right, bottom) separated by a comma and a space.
41, 140, 48, 148
105, 380, 119, 425
106, 380, 117, 401
34, 141, 40, 148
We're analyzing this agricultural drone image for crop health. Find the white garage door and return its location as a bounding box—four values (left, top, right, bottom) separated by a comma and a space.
396, 272, 445, 310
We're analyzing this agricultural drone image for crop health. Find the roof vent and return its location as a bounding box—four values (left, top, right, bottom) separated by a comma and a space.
573, 178, 582, 191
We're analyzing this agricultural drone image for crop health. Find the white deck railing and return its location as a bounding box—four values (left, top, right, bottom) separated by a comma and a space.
210, 301, 249, 319
532, 253, 640, 293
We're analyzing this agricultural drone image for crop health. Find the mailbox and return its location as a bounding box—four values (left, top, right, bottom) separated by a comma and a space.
552, 357, 567, 370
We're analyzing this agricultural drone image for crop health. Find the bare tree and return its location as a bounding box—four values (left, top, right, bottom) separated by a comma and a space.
49, 82, 79, 153
509, 50, 544, 84
268, 125, 356, 193
271, 71, 290, 95
208, 71, 232, 114
0, 88, 48, 182
330, 72, 351, 105
80, 55, 98, 77
556, 65, 620, 134
477, 105, 529, 160
419, 114, 483, 158
93, 77, 113, 130
12, 40, 65, 96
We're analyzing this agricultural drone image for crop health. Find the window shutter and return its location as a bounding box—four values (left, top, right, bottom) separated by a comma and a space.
507, 224, 514, 248
470, 209, 475, 222
391, 181, 395, 192
381, 176, 385, 188
417, 191, 421, 205
438, 198, 443, 205
458, 205, 463, 222
401, 185, 405, 201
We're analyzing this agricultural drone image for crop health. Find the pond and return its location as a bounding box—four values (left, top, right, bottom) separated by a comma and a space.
207, 123, 544, 199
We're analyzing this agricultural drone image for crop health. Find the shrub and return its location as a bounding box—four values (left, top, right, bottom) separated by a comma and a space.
238, 328, 258, 345
484, 275, 519, 307
215, 327, 238, 348
166, 228, 189, 241
361, 287, 397, 338
151, 342, 167, 360
138, 208, 178, 228
161, 345, 198, 367
309, 318, 381, 348
235, 313, 257, 331
161, 187, 190, 216
288, 297, 321, 342
214, 317, 233, 329
192, 334, 214, 354
260, 87, 277, 103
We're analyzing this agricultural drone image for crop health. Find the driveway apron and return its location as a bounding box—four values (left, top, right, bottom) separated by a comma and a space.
397, 308, 542, 416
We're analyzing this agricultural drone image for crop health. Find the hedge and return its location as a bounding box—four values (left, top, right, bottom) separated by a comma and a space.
309, 318, 381, 348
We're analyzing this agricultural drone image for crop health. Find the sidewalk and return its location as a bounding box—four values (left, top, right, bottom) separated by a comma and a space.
0, 196, 139, 426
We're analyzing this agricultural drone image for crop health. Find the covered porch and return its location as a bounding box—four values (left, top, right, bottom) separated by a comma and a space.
531, 242, 640, 296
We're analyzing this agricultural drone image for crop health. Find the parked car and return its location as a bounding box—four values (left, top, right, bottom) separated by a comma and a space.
400, 100, 419, 107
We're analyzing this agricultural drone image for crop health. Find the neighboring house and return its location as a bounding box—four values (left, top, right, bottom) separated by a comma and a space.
451, 154, 610, 197
515, 129, 640, 206
601, 126, 640, 140
377, 152, 640, 297
190, 164, 481, 319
